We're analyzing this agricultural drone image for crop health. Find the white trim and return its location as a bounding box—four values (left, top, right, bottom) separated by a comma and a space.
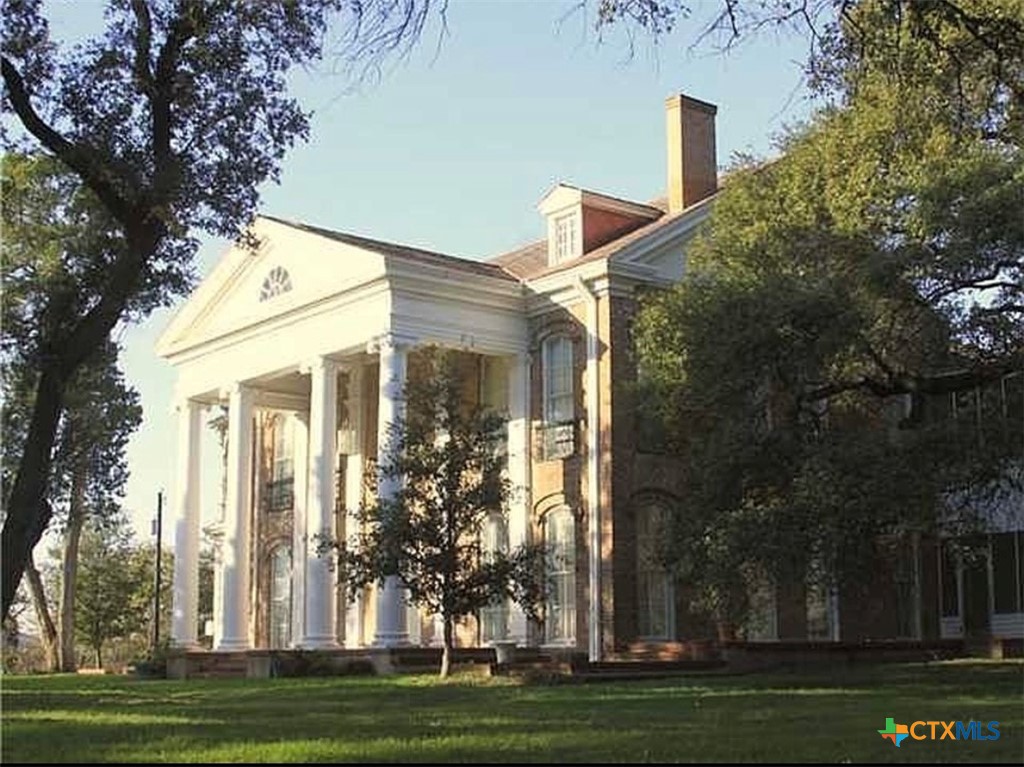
574, 277, 602, 663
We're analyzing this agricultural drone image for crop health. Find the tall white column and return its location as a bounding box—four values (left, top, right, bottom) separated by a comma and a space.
171, 399, 203, 649
506, 353, 532, 645
342, 364, 365, 648
290, 411, 310, 647
373, 332, 411, 646
216, 383, 254, 651
302, 357, 339, 648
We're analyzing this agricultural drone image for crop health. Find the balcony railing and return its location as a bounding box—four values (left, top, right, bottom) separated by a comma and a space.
540, 421, 576, 460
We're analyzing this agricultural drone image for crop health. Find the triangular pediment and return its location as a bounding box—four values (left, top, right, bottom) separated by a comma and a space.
156, 216, 388, 358
608, 195, 714, 284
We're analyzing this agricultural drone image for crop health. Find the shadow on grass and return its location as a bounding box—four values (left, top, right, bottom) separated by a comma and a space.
2, 661, 1021, 763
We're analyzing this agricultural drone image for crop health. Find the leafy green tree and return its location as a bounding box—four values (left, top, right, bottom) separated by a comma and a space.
0, 0, 440, 620
323, 349, 546, 677
2, 155, 143, 668
74, 520, 152, 668
632, 0, 1022, 627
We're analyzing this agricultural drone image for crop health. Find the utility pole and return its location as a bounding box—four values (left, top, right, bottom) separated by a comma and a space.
152, 490, 163, 654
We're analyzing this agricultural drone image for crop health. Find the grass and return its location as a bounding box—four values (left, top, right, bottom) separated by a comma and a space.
2, 660, 1021, 763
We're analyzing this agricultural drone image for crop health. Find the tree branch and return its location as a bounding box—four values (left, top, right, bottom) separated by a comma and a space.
150, 3, 199, 200
129, 0, 155, 93
1, 56, 134, 226
802, 356, 1023, 404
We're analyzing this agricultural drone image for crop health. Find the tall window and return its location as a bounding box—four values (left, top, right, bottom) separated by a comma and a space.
266, 415, 294, 512
636, 501, 674, 640
806, 579, 839, 641
269, 545, 292, 649
545, 507, 576, 644
542, 336, 575, 459
992, 532, 1024, 615
553, 213, 578, 263
939, 541, 961, 618
480, 513, 509, 643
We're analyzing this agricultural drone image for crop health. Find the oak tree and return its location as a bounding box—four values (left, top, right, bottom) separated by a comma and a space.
1, 0, 441, 619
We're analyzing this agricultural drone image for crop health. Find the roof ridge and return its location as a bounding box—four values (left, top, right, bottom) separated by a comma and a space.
258, 214, 521, 282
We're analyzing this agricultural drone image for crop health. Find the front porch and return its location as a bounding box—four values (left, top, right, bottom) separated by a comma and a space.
159, 216, 531, 656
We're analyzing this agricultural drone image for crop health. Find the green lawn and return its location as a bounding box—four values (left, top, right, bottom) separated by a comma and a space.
2, 660, 1021, 763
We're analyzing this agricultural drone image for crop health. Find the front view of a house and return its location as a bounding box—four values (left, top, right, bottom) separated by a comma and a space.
158, 94, 1023, 663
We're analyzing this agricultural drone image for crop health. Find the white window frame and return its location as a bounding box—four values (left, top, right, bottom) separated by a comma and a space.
479, 513, 510, 644
265, 414, 295, 512
553, 213, 578, 264
269, 544, 292, 649
635, 501, 675, 640
542, 336, 574, 425
544, 507, 576, 645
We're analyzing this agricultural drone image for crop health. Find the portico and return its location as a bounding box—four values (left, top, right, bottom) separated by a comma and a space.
159, 217, 529, 652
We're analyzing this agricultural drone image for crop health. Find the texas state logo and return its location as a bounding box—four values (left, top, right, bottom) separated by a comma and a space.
877, 717, 1000, 747
878, 718, 910, 747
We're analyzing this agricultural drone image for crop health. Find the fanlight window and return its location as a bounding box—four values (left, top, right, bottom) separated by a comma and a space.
259, 266, 292, 302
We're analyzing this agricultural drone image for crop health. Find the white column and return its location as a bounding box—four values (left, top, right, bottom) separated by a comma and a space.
216, 383, 254, 651
373, 332, 411, 646
211, 538, 224, 647
342, 364, 365, 648
302, 357, 339, 648
506, 353, 532, 645
290, 411, 310, 647
171, 399, 203, 649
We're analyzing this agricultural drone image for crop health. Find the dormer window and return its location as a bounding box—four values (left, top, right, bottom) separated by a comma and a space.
537, 184, 659, 268
553, 213, 578, 264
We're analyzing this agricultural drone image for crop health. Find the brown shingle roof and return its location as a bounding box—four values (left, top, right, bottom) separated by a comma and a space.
489, 239, 548, 279
485, 194, 689, 280
260, 215, 519, 282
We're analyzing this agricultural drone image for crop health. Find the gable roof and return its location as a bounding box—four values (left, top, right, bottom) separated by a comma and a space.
260, 215, 519, 282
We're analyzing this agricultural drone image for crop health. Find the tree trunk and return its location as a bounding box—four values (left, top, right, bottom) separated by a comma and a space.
59, 461, 88, 672
24, 553, 59, 672
440, 614, 454, 678
95, 643, 103, 670
2, 366, 67, 619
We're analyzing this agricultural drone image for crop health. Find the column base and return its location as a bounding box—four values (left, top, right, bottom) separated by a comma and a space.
372, 632, 411, 648
214, 638, 251, 652
299, 636, 340, 650
170, 639, 201, 652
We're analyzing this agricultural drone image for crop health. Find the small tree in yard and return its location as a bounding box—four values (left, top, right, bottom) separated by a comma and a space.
323, 348, 546, 678
75, 520, 151, 669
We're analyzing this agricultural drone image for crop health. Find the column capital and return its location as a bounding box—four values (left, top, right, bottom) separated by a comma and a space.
170, 397, 207, 417
510, 351, 532, 367
367, 331, 417, 355
336, 359, 363, 375
301, 355, 339, 376
218, 381, 253, 402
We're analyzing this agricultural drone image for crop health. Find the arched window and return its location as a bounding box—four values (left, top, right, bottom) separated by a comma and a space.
259, 266, 292, 302
636, 500, 674, 640
544, 507, 576, 644
269, 545, 292, 649
541, 335, 575, 459
479, 513, 509, 643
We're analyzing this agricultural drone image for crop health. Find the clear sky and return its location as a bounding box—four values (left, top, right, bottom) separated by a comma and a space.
42, 0, 822, 544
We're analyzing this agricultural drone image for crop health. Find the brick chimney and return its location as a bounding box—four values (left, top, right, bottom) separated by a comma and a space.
665, 94, 718, 215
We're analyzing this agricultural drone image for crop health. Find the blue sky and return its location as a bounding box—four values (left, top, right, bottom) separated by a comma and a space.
45, 1, 822, 542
